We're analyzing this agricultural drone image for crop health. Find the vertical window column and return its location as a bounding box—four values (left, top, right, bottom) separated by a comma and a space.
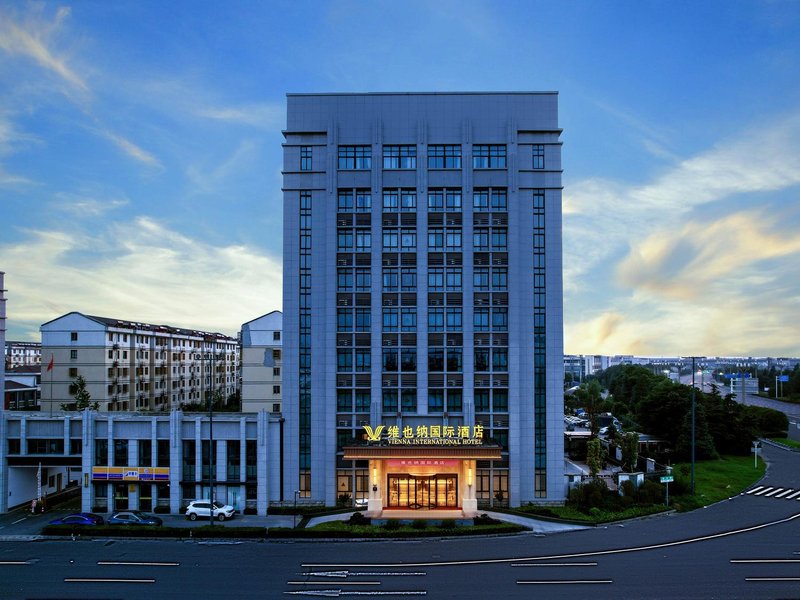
299, 191, 312, 497
533, 189, 547, 498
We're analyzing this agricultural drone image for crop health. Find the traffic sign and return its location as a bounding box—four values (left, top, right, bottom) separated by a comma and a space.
660, 475, 674, 483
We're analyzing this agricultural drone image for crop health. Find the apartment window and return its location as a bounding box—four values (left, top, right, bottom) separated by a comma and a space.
337, 390, 352, 411
355, 190, 371, 212
492, 268, 508, 290
400, 190, 416, 211
273, 367, 280, 376
474, 308, 490, 332
400, 229, 416, 251
401, 389, 417, 412
492, 307, 509, 331
383, 309, 399, 332
446, 348, 462, 372
68, 367, 78, 377
383, 349, 398, 372
428, 228, 444, 250
491, 189, 507, 210
383, 145, 416, 169
338, 190, 354, 212
428, 268, 444, 291
428, 145, 461, 169
474, 267, 489, 290
428, 348, 444, 371
428, 308, 444, 332
428, 390, 444, 413
445, 229, 462, 250
355, 308, 371, 331
273, 385, 281, 394
474, 389, 490, 412
400, 308, 417, 332
428, 189, 461, 212
383, 390, 398, 412
447, 390, 463, 413
338, 269, 353, 291
400, 268, 416, 291
273, 331, 281, 341
355, 268, 371, 291
445, 308, 462, 331
382, 229, 398, 250
383, 190, 398, 211
383, 268, 399, 290
337, 230, 354, 251
338, 145, 371, 170
473, 145, 506, 169
493, 389, 509, 411
475, 348, 489, 371
492, 348, 508, 371
70, 350, 78, 360
70, 331, 78, 341
355, 349, 371, 372
401, 348, 417, 372
491, 229, 507, 251
384, 189, 416, 212
532, 144, 545, 169
337, 349, 353, 372
300, 146, 312, 171
355, 390, 370, 412
473, 228, 489, 251
273, 349, 281, 360
355, 229, 371, 251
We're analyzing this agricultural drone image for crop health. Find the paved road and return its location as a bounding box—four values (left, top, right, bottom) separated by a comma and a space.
1, 445, 799, 599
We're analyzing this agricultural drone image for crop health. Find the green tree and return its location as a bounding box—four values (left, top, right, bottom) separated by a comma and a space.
61, 375, 99, 411
621, 432, 640, 472
574, 380, 604, 436
587, 438, 604, 478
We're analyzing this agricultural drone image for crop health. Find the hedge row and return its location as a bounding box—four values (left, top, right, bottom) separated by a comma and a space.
42, 525, 267, 538
267, 523, 526, 538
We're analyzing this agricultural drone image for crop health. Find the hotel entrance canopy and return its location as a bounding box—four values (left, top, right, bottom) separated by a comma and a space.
343, 444, 502, 460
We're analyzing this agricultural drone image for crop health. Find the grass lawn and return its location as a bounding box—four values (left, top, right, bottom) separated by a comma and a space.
515, 503, 669, 524
671, 454, 765, 511
769, 437, 800, 449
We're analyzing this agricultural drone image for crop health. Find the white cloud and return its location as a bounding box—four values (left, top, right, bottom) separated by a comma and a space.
196, 103, 284, 129
0, 218, 282, 338
0, 5, 88, 94
97, 128, 163, 169
52, 192, 129, 217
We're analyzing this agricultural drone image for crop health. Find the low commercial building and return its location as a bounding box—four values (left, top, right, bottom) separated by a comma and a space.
0, 410, 283, 514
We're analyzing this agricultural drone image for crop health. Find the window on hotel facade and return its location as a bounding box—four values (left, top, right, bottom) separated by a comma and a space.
428, 145, 461, 169
428, 189, 462, 211
428, 389, 444, 412
383, 268, 399, 290
447, 390, 463, 412
401, 389, 417, 412
401, 348, 417, 371
428, 268, 444, 291
300, 146, 312, 171
383, 349, 398, 372
532, 144, 545, 169
473, 145, 506, 169
383, 145, 416, 169
355, 268, 371, 291
338, 145, 371, 170
355, 390, 370, 412
355, 308, 371, 331
383, 390, 398, 412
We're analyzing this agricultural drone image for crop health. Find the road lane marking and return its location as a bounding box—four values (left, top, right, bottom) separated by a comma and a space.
517, 579, 612, 585
746, 577, 800, 582
773, 489, 794, 498
752, 487, 774, 496
731, 559, 800, 563
11, 518, 26, 525
784, 490, 800, 499
304, 571, 426, 578
288, 582, 381, 586
511, 562, 597, 567
285, 591, 426, 596
302, 511, 800, 568
98, 561, 179, 566
747, 486, 765, 494
0, 561, 30, 565
763, 488, 784, 497
65, 578, 155, 583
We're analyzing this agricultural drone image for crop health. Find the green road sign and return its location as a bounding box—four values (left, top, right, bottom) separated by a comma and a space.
660, 475, 674, 483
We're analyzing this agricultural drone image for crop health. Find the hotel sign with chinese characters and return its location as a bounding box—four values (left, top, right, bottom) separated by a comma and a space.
363, 424, 485, 446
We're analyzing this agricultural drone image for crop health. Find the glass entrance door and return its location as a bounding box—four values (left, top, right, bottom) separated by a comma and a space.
387, 474, 458, 509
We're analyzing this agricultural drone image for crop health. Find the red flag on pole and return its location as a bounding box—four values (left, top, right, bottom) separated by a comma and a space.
46, 355, 54, 372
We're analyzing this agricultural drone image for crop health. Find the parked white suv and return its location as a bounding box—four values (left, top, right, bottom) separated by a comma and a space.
185, 500, 236, 522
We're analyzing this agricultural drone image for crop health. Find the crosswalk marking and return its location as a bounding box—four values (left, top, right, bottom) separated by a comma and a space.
763, 488, 785, 497
748, 486, 765, 494
752, 487, 774, 496
787, 491, 800, 500
774, 489, 794, 498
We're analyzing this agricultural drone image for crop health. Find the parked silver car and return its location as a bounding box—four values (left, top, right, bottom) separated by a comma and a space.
185, 500, 235, 521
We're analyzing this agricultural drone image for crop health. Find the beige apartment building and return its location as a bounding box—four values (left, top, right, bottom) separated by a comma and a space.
239, 311, 282, 413
5, 341, 41, 369
40, 313, 239, 412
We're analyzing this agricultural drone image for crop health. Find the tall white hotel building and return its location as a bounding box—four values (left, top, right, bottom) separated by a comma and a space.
282, 93, 564, 511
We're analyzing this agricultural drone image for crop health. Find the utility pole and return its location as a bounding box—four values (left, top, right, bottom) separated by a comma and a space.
685, 356, 704, 495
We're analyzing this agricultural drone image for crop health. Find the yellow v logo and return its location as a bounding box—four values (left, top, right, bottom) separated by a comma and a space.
363, 425, 385, 442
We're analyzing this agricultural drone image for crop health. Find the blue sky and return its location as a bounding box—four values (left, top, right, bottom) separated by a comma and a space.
1, 0, 799, 356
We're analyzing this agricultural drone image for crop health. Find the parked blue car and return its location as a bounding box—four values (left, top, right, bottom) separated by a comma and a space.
49, 512, 104, 526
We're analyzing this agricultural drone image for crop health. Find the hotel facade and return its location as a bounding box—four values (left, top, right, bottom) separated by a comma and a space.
282, 93, 565, 512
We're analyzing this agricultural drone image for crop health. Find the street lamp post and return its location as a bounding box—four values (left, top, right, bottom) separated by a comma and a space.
685, 356, 704, 496
204, 350, 222, 527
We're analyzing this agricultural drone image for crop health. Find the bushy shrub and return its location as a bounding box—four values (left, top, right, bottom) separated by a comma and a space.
473, 513, 500, 526
410, 519, 427, 530
438, 519, 456, 530
637, 480, 664, 505
347, 512, 370, 526
337, 493, 352, 508
382, 519, 401, 530
153, 505, 170, 514
569, 478, 614, 511
619, 480, 636, 498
